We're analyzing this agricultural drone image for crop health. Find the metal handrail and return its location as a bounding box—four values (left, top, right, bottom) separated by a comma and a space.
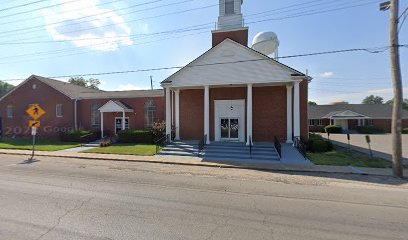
198, 134, 207, 156
274, 136, 282, 158
155, 134, 170, 154
293, 136, 307, 159
249, 135, 253, 159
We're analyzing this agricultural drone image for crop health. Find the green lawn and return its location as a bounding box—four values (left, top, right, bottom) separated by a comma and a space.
0, 138, 81, 151
307, 150, 392, 168
82, 144, 158, 156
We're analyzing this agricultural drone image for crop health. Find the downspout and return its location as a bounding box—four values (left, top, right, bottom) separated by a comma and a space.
74, 99, 78, 130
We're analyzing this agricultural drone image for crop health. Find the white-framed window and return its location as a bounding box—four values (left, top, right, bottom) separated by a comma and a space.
308, 119, 315, 126
144, 100, 156, 129
6, 105, 13, 118
91, 103, 101, 128
358, 119, 374, 126
317, 119, 323, 126
56, 104, 63, 117
225, 0, 235, 15
367, 119, 374, 126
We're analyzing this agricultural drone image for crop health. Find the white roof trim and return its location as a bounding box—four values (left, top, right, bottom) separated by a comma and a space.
325, 110, 369, 119
99, 100, 134, 113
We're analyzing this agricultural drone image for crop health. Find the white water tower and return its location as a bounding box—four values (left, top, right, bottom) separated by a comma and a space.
251, 32, 280, 60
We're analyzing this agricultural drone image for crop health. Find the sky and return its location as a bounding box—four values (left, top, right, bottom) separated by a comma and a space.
0, 0, 407, 104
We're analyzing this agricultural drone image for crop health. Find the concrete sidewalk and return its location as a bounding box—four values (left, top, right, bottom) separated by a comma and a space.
0, 148, 399, 177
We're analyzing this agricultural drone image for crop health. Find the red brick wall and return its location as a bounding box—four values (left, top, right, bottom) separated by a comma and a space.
300, 80, 309, 139
0, 77, 74, 138
179, 89, 204, 140
78, 97, 165, 135
309, 119, 330, 132
212, 29, 249, 47
373, 119, 391, 132
178, 84, 308, 142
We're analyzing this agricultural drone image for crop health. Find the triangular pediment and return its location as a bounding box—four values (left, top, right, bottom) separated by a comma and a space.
162, 39, 308, 88
325, 110, 368, 119
99, 100, 133, 113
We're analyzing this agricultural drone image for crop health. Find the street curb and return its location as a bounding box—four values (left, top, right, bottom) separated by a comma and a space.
0, 151, 393, 177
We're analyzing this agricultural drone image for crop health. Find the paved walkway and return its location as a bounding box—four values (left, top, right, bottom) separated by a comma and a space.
0, 148, 397, 176
318, 133, 408, 163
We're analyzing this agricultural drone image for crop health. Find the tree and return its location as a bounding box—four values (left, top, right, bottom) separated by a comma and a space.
362, 95, 384, 104
0, 81, 14, 97
308, 101, 317, 106
68, 77, 100, 90
386, 99, 408, 110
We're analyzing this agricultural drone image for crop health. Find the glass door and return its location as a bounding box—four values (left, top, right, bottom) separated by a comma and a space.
220, 118, 239, 140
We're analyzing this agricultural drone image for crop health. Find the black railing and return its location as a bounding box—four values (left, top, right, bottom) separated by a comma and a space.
274, 136, 281, 158
198, 134, 207, 156
155, 134, 170, 154
293, 136, 307, 159
248, 136, 253, 159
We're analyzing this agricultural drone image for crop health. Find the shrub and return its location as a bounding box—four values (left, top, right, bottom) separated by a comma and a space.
60, 130, 99, 142
356, 126, 386, 134
117, 129, 153, 143
150, 121, 166, 140
403, 128, 408, 134
324, 125, 342, 134
306, 135, 334, 153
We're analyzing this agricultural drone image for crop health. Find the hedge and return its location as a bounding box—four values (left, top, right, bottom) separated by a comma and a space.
60, 130, 99, 142
403, 128, 408, 134
324, 125, 342, 134
117, 129, 153, 143
356, 126, 386, 134
307, 133, 333, 153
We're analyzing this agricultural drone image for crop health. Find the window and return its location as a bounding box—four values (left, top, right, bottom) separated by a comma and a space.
358, 119, 374, 126
56, 104, 63, 117
308, 119, 315, 126
367, 119, 374, 126
225, 0, 235, 15
6, 105, 13, 118
91, 103, 101, 127
317, 119, 323, 126
144, 100, 156, 129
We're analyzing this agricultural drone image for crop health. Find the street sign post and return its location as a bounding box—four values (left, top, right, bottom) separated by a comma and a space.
26, 104, 45, 161
365, 135, 373, 158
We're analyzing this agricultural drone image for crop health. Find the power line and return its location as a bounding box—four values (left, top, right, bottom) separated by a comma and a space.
0, 0, 48, 13
1, 44, 406, 82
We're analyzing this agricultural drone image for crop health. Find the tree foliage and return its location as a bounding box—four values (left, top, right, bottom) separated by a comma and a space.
308, 101, 318, 106
0, 81, 14, 97
386, 98, 408, 110
68, 77, 100, 90
362, 95, 384, 104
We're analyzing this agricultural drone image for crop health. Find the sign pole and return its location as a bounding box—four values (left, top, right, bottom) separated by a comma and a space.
30, 127, 36, 161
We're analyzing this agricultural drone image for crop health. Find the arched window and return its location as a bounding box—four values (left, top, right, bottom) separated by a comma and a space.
91, 102, 101, 128
144, 100, 156, 129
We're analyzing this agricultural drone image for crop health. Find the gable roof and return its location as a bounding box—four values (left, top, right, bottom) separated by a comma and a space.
99, 100, 134, 113
0, 75, 164, 101
161, 38, 311, 87
309, 104, 408, 119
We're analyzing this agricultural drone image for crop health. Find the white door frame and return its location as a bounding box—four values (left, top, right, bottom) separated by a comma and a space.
214, 100, 245, 142
114, 117, 130, 134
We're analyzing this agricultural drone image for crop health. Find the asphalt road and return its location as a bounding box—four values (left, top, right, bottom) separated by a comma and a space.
0, 154, 407, 240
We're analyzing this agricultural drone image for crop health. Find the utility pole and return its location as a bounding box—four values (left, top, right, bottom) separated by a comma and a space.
386, 0, 404, 177
150, 76, 153, 90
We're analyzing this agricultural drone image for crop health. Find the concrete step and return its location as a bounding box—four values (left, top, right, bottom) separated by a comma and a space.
203, 155, 280, 162
159, 151, 199, 157
204, 153, 279, 161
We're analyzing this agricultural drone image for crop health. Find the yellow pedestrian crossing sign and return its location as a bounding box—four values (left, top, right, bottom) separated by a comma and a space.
26, 104, 45, 120
29, 120, 40, 128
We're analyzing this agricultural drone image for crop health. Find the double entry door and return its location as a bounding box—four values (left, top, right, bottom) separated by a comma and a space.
214, 100, 245, 142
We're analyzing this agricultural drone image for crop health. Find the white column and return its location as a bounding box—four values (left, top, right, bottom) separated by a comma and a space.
286, 84, 293, 143
204, 85, 210, 144
175, 89, 180, 140
165, 88, 172, 140
293, 82, 301, 138
100, 112, 104, 139
246, 84, 253, 145
122, 111, 125, 130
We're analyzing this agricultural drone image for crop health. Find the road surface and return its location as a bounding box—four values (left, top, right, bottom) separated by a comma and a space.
0, 154, 407, 240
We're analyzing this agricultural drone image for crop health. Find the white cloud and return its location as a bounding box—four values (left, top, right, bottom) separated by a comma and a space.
43, 0, 132, 51
312, 88, 408, 104
318, 72, 334, 78
115, 84, 147, 91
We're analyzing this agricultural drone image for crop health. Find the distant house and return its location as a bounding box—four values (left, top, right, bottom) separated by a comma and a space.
0, 75, 164, 138
308, 104, 408, 132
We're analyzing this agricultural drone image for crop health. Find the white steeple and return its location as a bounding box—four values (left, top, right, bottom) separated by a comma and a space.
217, 0, 244, 30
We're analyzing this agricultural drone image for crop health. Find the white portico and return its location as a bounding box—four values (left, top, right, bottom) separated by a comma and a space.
99, 100, 133, 138
161, 39, 310, 144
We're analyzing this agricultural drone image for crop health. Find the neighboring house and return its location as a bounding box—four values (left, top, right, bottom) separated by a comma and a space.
0, 75, 164, 138
308, 104, 408, 132
161, 0, 311, 144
